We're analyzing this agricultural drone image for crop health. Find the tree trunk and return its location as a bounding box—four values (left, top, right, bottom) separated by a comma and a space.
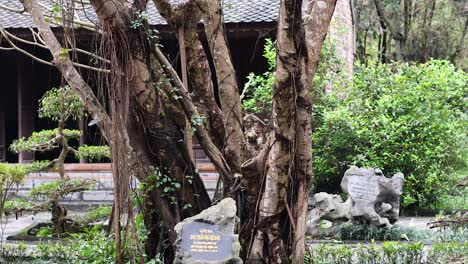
20, 0, 337, 262
246, 1, 336, 263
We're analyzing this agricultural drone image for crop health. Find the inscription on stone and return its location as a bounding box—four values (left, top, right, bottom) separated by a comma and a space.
347, 175, 379, 200
181, 222, 233, 261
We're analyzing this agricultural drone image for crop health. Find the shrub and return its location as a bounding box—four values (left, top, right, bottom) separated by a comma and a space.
242, 39, 467, 211
307, 241, 467, 264
313, 60, 467, 210
336, 223, 425, 241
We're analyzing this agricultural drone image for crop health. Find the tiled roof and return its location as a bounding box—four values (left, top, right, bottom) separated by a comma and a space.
0, 0, 280, 29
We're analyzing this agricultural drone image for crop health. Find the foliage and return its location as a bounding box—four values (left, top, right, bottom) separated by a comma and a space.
430, 215, 468, 243
10, 129, 81, 153
307, 241, 467, 264
0, 242, 32, 263
75, 145, 111, 162
148, 166, 181, 205
36, 226, 54, 238
241, 36, 346, 115
0, 163, 29, 186
0, 163, 30, 217
313, 60, 467, 209
30, 222, 159, 263
38, 86, 84, 121
81, 205, 112, 223
4, 198, 33, 212
336, 223, 425, 241
130, 11, 149, 29
431, 170, 468, 212
242, 39, 276, 114
29, 179, 96, 199
35, 225, 116, 263
189, 114, 207, 135
355, 0, 467, 69
28, 160, 55, 172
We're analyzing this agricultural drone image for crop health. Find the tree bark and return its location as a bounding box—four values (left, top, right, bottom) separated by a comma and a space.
247, 1, 336, 263
374, 0, 405, 60
20, 0, 337, 262
197, 0, 247, 173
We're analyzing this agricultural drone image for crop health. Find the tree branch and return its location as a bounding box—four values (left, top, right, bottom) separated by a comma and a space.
0, 3, 25, 13
303, 0, 338, 80
21, 0, 112, 143
154, 46, 234, 184
197, 0, 247, 173
153, 0, 227, 151
0, 3, 96, 30
373, 0, 402, 41
0, 26, 110, 72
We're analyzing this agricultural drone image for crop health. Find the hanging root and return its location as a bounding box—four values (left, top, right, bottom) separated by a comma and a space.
94, 21, 143, 262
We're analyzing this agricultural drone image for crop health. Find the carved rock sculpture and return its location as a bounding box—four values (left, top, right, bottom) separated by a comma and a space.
307, 192, 352, 237
341, 166, 404, 226
307, 166, 404, 236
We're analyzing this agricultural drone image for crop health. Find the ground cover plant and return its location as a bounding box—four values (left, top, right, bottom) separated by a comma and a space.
305, 241, 467, 264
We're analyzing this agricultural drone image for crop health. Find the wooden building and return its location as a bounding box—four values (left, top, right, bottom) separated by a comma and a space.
0, 0, 354, 164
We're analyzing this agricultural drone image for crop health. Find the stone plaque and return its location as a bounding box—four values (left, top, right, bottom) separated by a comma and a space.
173, 198, 242, 264
180, 222, 233, 261
347, 175, 379, 200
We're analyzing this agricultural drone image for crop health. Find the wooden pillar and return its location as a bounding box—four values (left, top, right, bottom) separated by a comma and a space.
17, 55, 35, 163
0, 112, 5, 162
79, 116, 87, 163
178, 29, 194, 161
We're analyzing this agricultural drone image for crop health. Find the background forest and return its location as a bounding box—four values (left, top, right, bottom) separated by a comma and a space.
355, 0, 467, 69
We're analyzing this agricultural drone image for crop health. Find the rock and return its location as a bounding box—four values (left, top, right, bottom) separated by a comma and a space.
307, 166, 405, 236
307, 192, 352, 237
173, 198, 242, 264
341, 166, 404, 226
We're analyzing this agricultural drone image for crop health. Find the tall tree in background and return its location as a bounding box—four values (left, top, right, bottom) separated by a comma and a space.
355, 0, 467, 68
0, 0, 337, 263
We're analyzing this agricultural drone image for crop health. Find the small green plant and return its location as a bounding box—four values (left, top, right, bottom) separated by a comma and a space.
36, 226, 53, 238
307, 241, 467, 264
0, 163, 31, 219
336, 223, 426, 241
150, 166, 181, 205
76, 145, 111, 162
0, 241, 30, 263
81, 205, 112, 223
31, 222, 160, 263
313, 243, 354, 264
241, 39, 276, 114
130, 11, 149, 29
189, 114, 207, 135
